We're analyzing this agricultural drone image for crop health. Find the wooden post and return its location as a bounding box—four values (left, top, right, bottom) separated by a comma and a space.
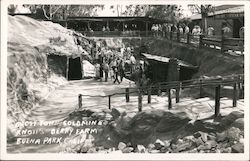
177, 31, 180, 42
138, 89, 142, 112
168, 88, 172, 109
78, 94, 82, 109
176, 82, 180, 103
108, 95, 111, 109
125, 88, 129, 102
237, 75, 242, 98
157, 85, 161, 96
66, 57, 69, 80
199, 34, 204, 48
199, 79, 203, 98
187, 33, 190, 44
233, 82, 237, 107
148, 85, 151, 104
215, 85, 221, 117
221, 32, 225, 54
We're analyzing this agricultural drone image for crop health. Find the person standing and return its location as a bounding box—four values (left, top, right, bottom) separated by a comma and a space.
239, 26, 244, 38
207, 25, 215, 36
118, 59, 125, 82
103, 61, 109, 82
222, 22, 231, 38
113, 61, 120, 84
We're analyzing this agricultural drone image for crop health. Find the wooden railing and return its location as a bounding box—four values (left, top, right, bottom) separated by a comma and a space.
78, 74, 244, 117
79, 30, 244, 54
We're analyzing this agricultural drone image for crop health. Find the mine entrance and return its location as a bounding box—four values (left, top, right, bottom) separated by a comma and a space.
68, 57, 82, 80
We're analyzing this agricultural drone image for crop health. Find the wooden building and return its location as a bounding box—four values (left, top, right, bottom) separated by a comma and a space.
141, 53, 198, 83
66, 16, 167, 37
189, 5, 244, 38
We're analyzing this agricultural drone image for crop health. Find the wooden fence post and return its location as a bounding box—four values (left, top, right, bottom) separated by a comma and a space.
108, 95, 111, 109
233, 82, 237, 107
177, 31, 180, 42
157, 85, 161, 96
125, 88, 129, 102
78, 94, 82, 109
176, 82, 180, 103
187, 33, 190, 44
199, 34, 204, 48
221, 32, 225, 54
168, 88, 172, 110
199, 79, 203, 98
148, 85, 151, 104
138, 89, 142, 112
215, 85, 221, 117
237, 75, 243, 98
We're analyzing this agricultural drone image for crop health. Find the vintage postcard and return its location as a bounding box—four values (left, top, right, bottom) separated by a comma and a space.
0, 0, 249, 160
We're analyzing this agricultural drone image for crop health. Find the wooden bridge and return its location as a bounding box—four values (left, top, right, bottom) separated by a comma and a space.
78, 74, 244, 118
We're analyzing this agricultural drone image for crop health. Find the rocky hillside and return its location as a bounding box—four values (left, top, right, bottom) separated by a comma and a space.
59, 108, 244, 153
7, 15, 91, 136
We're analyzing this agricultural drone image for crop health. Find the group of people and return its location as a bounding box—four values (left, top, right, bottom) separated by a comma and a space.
93, 46, 137, 84
151, 23, 191, 37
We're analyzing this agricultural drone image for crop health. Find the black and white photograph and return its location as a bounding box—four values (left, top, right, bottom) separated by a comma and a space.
0, 0, 249, 160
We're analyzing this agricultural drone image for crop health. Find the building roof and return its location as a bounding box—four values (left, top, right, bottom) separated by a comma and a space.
67, 16, 168, 24
189, 5, 244, 20
141, 53, 197, 68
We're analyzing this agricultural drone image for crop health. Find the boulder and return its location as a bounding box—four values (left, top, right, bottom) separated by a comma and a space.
174, 142, 193, 152
206, 140, 217, 148
87, 147, 97, 153
194, 137, 204, 147
80, 146, 89, 153
154, 139, 165, 150
226, 127, 241, 142
147, 143, 156, 151
150, 150, 160, 153
219, 111, 244, 130
137, 145, 146, 153
216, 132, 227, 142
231, 118, 244, 130
207, 133, 216, 140
122, 147, 134, 153
118, 142, 126, 151
111, 108, 121, 120
221, 147, 232, 153
156, 112, 190, 133
232, 143, 244, 153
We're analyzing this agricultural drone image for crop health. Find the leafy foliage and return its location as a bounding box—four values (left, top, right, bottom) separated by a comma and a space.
22, 5, 104, 20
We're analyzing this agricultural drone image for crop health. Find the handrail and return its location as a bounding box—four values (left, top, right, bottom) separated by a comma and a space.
78, 74, 244, 117
78, 30, 244, 54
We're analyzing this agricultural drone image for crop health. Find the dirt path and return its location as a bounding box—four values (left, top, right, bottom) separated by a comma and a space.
7, 78, 244, 153
7, 79, 134, 153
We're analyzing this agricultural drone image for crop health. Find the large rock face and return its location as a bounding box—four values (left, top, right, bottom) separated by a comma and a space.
7, 15, 91, 136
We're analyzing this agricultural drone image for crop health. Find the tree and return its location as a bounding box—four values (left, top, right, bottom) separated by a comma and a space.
188, 5, 214, 34
24, 5, 104, 21
145, 5, 182, 24
8, 5, 17, 14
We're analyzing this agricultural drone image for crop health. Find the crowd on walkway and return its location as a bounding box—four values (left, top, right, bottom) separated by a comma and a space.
93, 46, 137, 84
